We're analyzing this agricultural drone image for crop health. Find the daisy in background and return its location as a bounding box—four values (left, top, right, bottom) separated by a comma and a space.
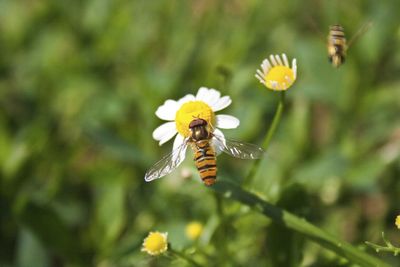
145, 87, 263, 184
141, 230, 203, 266
141, 231, 168, 256
243, 54, 297, 186
255, 53, 297, 91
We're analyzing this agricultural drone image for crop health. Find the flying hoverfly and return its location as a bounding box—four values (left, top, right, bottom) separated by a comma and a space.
327, 22, 372, 68
144, 118, 264, 186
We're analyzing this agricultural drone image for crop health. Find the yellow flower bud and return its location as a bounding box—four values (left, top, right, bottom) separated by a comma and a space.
185, 221, 203, 240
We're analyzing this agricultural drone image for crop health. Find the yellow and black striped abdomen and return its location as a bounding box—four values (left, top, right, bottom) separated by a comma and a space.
329, 25, 346, 42
328, 25, 347, 67
192, 140, 217, 186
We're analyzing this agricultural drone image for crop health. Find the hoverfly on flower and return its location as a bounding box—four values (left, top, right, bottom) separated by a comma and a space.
145, 87, 264, 186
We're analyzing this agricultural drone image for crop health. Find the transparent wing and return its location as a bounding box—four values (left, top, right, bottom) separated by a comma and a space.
347, 21, 373, 48
305, 16, 325, 42
144, 140, 188, 182
212, 133, 264, 159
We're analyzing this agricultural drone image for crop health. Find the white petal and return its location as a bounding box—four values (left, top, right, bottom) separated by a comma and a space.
275, 54, 283, 66
152, 122, 177, 145
178, 94, 195, 105
262, 59, 271, 72
196, 87, 221, 107
292, 58, 297, 78
155, 100, 179, 121
172, 134, 187, 163
212, 129, 226, 155
255, 74, 265, 83
211, 96, 231, 112
256, 69, 264, 77
269, 55, 278, 66
282, 53, 289, 67
216, 114, 240, 129
196, 87, 209, 100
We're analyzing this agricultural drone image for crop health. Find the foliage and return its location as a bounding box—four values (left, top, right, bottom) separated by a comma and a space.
0, 0, 400, 266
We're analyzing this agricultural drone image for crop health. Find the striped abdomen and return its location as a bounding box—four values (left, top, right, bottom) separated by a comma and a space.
192, 140, 217, 186
328, 25, 347, 67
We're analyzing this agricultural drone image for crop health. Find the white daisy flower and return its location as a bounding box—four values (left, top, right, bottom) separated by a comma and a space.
152, 87, 239, 154
255, 53, 297, 91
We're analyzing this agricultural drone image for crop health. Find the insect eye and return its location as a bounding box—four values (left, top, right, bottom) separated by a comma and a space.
328, 56, 333, 63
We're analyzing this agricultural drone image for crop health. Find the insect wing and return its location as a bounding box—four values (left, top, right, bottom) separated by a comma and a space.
305, 16, 325, 42
144, 140, 188, 182
347, 21, 373, 48
223, 139, 265, 159
212, 133, 264, 159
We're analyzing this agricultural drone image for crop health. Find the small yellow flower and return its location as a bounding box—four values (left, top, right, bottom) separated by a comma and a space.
255, 53, 297, 91
185, 221, 203, 240
396, 215, 400, 229
141, 231, 168, 256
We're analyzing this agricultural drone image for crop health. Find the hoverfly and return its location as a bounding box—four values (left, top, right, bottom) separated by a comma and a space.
144, 118, 264, 186
327, 22, 372, 68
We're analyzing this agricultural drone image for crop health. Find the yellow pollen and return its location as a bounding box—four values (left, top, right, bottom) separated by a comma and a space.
175, 101, 214, 137
141, 232, 168, 256
265, 66, 295, 91
396, 215, 400, 229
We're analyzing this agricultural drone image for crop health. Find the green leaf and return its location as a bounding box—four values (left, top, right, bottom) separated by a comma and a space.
211, 180, 390, 267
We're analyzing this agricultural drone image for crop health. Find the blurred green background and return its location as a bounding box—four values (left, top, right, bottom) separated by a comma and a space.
1, 0, 400, 266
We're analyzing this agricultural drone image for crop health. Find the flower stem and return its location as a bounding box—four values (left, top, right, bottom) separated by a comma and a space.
211, 180, 390, 267
244, 91, 286, 186
169, 248, 204, 267
365, 241, 400, 256
262, 91, 286, 148
365, 232, 400, 256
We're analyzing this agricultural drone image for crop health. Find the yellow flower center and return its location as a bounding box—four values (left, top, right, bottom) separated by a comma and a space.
175, 101, 214, 137
265, 66, 295, 91
396, 215, 400, 229
185, 221, 203, 240
142, 232, 168, 255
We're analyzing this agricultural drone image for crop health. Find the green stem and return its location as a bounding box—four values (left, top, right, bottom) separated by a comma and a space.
211, 180, 390, 267
365, 241, 400, 256
262, 91, 286, 148
213, 193, 230, 265
365, 232, 400, 256
244, 91, 286, 186
169, 248, 204, 267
